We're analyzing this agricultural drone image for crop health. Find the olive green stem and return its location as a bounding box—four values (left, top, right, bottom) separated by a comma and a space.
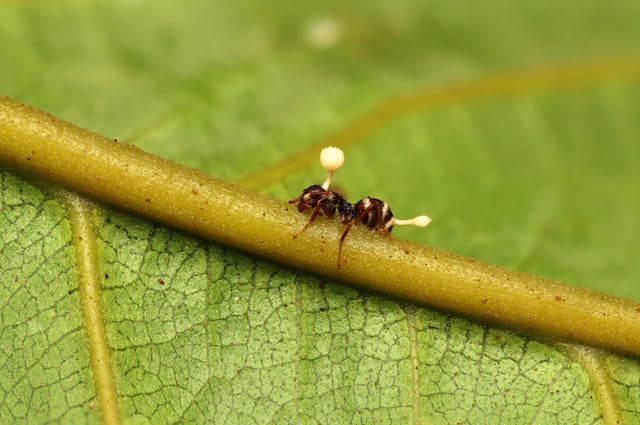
2, 95, 640, 357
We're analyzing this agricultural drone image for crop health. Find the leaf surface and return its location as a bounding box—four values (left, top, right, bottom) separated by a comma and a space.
1, 0, 640, 424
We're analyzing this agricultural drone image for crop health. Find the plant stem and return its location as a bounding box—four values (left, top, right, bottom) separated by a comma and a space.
2, 95, 640, 357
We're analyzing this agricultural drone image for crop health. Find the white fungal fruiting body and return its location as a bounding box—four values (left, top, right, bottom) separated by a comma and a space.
320, 146, 344, 189
320, 146, 344, 171
392, 215, 432, 227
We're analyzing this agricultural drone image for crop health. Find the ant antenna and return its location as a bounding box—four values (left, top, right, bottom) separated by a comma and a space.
390, 215, 432, 227
319, 146, 344, 190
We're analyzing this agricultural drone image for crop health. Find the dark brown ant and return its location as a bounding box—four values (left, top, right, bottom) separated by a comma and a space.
290, 147, 431, 268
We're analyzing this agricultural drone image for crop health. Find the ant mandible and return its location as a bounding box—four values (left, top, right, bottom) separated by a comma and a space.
289, 146, 431, 268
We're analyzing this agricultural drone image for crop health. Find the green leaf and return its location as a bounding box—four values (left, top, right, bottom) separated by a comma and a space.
2, 0, 640, 424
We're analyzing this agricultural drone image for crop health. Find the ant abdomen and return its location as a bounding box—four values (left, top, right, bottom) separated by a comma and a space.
352, 197, 394, 232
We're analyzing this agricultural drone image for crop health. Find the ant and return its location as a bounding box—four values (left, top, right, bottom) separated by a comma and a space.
289, 146, 431, 268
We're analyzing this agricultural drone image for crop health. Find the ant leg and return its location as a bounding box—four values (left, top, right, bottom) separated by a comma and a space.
370, 202, 385, 232
288, 197, 309, 213
337, 222, 353, 269
337, 206, 373, 268
369, 202, 409, 253
351, 206, 373, 227
384, 231, 409, 253
293, 205, 323, 239
372, 203, 410, 254
292, 192, 333, 238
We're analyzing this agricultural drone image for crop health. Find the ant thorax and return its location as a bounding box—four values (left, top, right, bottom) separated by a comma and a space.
338, 201, 355, 225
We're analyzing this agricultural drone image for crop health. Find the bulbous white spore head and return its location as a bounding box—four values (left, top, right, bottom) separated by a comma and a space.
320, 146, 344, 172
410, 215, 432, 227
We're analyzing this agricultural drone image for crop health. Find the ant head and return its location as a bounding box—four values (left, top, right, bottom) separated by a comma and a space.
320, 146, 344, 190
